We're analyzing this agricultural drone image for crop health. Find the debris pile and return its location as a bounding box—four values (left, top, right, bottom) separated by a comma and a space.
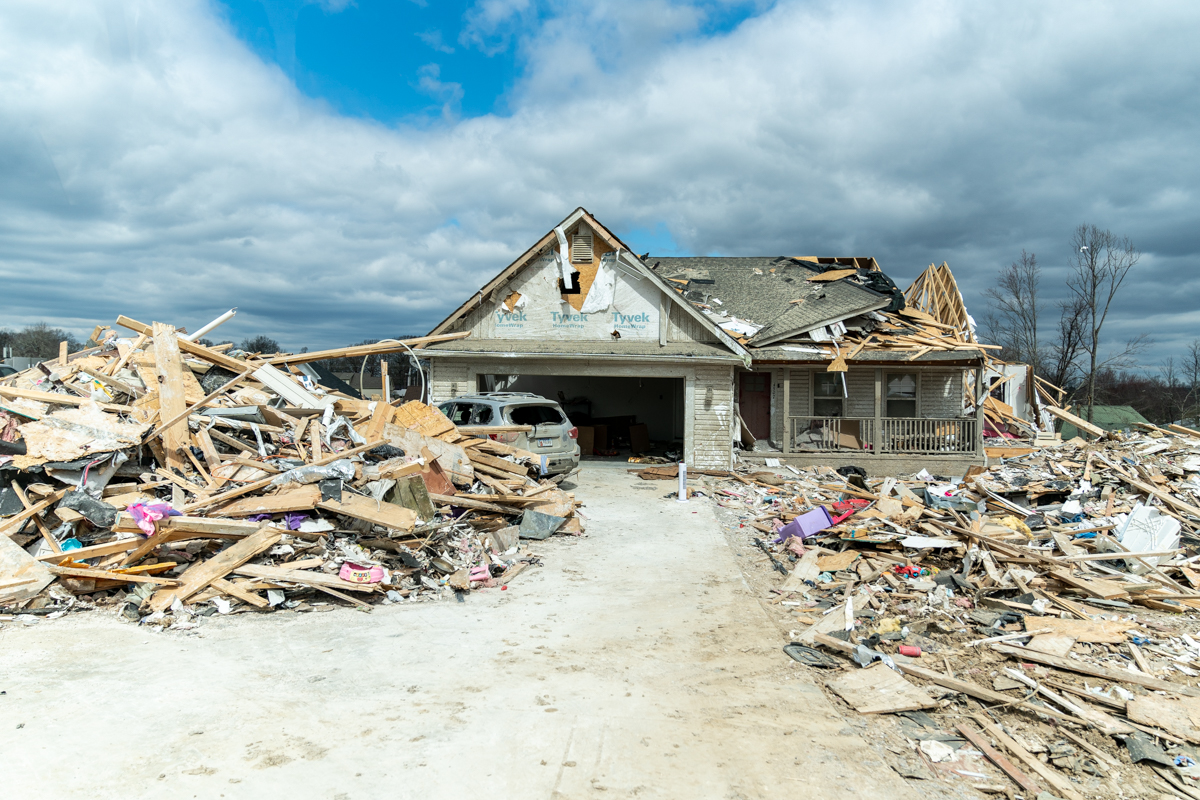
643, 424, 1200, 796
0, 316, 584, 627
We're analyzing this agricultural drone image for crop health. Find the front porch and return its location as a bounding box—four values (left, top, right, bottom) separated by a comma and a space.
738, 361, 987, 473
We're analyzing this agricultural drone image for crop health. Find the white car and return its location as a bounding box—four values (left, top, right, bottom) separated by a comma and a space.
439, 392, 581, 476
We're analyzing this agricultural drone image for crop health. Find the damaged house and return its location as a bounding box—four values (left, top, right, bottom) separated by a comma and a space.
422, 209, 989, 473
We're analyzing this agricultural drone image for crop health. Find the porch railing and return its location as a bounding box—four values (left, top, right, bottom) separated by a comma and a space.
788, 416, 978, 455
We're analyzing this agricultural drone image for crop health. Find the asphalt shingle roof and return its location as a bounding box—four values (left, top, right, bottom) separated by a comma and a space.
648, 257, 891, 345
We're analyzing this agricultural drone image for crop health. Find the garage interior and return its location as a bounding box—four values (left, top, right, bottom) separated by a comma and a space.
479, 374, 684, 457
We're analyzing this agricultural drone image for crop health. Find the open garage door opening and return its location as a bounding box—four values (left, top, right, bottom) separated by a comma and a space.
480, 374, 685, 460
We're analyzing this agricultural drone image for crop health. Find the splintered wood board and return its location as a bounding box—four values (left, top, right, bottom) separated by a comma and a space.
826, 662, 937, 714
219, 485, 321, 517
1024, 633, 1076, 657
392, 401, 456, 439
1127, 694, 1200, 743
817, 551, 860, 572
1033, 617, 1136, 643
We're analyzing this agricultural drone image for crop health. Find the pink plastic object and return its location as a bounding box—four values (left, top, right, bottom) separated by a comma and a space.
339, 562, 384, 584
898, 645, 922, 658
468, 565, 490, 582
775, 506, 833, 542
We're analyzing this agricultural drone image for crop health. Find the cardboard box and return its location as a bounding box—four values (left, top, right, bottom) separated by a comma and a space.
576, 426, 595, 456
629, 423, 650, 453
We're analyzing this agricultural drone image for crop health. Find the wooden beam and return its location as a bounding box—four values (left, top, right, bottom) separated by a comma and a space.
149, 367, 254, 438
147, 524, 282, 612
47, 564, 180, 585
152, 322, 189, 472
117, 315, 249, 372
264, 332, 472, 365
1046, 406, 1106, 438
992, 643, 1200, 697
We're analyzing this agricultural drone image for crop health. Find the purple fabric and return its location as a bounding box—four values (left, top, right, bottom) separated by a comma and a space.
246, 514, 272, 522
284, 512, 308, 530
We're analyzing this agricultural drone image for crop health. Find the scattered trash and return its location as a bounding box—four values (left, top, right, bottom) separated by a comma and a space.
0, 321, 586, 625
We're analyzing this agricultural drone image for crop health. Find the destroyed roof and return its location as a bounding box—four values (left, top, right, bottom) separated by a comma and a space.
1058, 405, 1150, 439
422, 338, 742, 362
649, 257, 892, 347
750, 344, 985, 364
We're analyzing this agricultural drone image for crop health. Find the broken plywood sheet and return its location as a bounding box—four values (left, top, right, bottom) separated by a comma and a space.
383, 423, 473, 484
15, 401, 151, 466
317, 493, 417, 532
817, 550, 859, 572
1024, 633, 1077, 658
219, 486, 321, 517
827, 662, 938, 714
780, 549, 820, 591
528, 488, 575, 518
1127, 694, 1200, 744
0, 529, 55, 604
393, 401, 456, 439
1034, 617, 1136, 643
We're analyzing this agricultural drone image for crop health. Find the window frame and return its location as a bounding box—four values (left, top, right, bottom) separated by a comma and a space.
885, 372, 919, 418
811, 370, 846, 418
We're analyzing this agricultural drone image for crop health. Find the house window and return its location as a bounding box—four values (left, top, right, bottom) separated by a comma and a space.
571, 232, 594, 263
886, 373, 918, 417
813, 372, 845, 417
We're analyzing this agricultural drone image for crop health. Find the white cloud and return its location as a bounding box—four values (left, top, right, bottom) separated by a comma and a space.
1, 0, 1198, 363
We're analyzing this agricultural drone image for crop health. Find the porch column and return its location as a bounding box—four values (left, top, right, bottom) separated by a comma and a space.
782, 369, 791, 454
975, 366, 986, 455
873, 368, 883, 454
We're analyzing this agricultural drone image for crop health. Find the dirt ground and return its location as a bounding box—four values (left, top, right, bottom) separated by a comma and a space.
0, 462, 948, 800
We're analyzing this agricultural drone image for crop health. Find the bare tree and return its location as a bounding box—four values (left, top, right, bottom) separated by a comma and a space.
238, 335, 280, 355
1067, 224, 1143, 424
984, 250, 1041, 373
1182, 339, 1200, 424
1042, 296, 1087, 390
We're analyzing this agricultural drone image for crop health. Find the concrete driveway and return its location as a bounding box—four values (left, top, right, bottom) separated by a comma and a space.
1, 463, 918, 800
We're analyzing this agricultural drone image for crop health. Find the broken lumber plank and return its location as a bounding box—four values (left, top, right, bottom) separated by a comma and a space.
262, 332, 471, 365
468, 451, 530, 476
428, 493, 519, 515
219, 486, 321, 517
956, 723, 1043, 795
209, 576, 269, 608
0, 385, 133, 413
1046, 567, 1130, 600
1046, 406, 1106, 438
317, 493, 417, 531
147, 524, 282, 612
149, 366, 254, 438
112, 514, 268, 538
0, 489, 67, 538
117, 315, 248, 373
991, 643, 1200, 697
37, 538, 143, 563
233, 562, 380, 592
11, 480, 60, 554
970, 714, 1086, 800
152, 322, 189, 472
47, 565, 180, 585
813, 634, 1084, 725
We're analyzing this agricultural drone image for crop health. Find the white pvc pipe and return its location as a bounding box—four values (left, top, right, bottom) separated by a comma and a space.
676, 462, 689, 503
181, 308, 237, 341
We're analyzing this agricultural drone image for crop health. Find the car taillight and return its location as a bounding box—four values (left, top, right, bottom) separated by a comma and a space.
568, 427, 578, 439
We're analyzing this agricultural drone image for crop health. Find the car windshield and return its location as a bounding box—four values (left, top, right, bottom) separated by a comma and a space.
507, 404, 565, 425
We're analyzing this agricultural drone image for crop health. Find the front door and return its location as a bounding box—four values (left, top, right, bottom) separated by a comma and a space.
739, 372, 771, 440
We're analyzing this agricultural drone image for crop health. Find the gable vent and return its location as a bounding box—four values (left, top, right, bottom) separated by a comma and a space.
571, 232, 594, 264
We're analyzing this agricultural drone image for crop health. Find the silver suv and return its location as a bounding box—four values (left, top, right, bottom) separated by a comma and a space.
438, 392, 580, 476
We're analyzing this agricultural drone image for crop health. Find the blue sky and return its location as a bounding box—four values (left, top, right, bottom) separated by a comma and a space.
2, 0, 1199, 368
216, 0, 764, 125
